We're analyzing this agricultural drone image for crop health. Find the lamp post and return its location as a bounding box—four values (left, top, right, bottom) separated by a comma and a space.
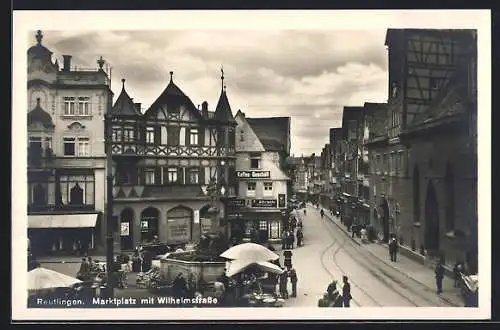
104, 113, 115, 298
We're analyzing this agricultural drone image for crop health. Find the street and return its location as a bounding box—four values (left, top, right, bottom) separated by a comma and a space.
280, 205, 461, 307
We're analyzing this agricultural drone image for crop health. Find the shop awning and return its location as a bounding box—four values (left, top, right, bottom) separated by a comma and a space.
28, 213, 99, 229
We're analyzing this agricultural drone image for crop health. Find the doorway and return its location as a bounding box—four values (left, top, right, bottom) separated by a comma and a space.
140, 207, 160, 243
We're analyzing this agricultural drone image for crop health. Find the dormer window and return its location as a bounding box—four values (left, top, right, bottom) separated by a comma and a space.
250, 153, 261, 169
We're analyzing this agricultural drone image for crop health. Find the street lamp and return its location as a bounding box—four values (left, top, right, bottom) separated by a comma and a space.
104, 113, 115, 298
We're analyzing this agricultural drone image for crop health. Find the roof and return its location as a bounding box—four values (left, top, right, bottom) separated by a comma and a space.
214, 88, 237, 124
28, 98, 54, 128
110, 79, 142, 116
385, 28, 476, 47
27, 30, 53, 59
246, 117, 290, 153
144, 71, 201, 119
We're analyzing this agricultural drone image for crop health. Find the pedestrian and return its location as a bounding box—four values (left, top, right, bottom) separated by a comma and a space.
279, 268, 289, 299
320, 209, 325, 218
289, 267, 298, 297
435, 261, 445, 294
303, 209, 307, 216
289, 231, 295, 249
296, 229, 303, 247
77, 257, 89, 280
342, 276, 352, 307
389, 237, 398, 262
453, 261, 463, 288
281, 230, 287, 249
283, 249, 293, 269
172, 272, 188, 298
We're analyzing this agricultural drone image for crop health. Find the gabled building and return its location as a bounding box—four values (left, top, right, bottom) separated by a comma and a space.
231, 111, 291, 244
27, 30, 113, 255
109, 71, 237, 249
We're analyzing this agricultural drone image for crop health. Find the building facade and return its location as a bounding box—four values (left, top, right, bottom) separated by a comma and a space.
27, 31, 112, 255
365, 29, 477, 270
231, 111, 291, 244
108, 72, 237, 250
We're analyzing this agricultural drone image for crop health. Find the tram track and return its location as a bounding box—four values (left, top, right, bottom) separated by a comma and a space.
314, 206, 453, 307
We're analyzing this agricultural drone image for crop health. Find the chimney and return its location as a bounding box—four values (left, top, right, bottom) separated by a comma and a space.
134, 103, 142, 113
201, 101, 208, 117
62, 55, 72, 72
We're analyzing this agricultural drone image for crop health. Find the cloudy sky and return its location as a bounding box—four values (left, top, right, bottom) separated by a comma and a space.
37, 29, 389, 156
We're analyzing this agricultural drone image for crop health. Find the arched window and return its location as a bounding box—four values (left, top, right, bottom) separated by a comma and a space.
69, 182, 84, 205
445, 162, 455, 231
167, 206, 193, 242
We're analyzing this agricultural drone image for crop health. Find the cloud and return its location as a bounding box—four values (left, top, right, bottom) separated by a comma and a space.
37, 29, 388, 155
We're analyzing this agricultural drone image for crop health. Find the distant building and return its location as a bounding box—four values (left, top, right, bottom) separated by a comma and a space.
232, 111, 291, 244
27, 30, 112, 255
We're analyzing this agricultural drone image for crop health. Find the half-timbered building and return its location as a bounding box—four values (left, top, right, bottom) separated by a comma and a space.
27, 31, 113, 255
109, 72, 237, 250
369, 29, 477, 269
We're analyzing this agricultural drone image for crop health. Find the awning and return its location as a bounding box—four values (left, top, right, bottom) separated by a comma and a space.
28, 213, 99, 229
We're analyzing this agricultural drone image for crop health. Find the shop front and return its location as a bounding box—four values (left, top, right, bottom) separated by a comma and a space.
27, 212, 100, 256
355, 200, 371, 226
241, 210, 284, 244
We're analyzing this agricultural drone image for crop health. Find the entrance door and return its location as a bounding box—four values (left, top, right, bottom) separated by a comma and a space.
120, 208, 134, 250
424, 181, 440, 255
258, 220, 269, 243
140, 207, 160, 243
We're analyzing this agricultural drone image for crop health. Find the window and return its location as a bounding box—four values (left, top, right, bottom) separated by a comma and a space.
29, 136, 42, 151
77, 138, 90, 156
146, 127, 155, 144
250, 153, 261, 169
247, 182, 256, 196
430, 77, 440, 90
77, 97, 90, 115
375, 154, 381, 174
263, 182, 273, 196
269, 220, 280, 239
240, 130, 245, 142
112, 126, 122, 142
145, 169, 155, 185
63, 138, 76, 156
123, 126, 135, 142
189, 128, 199, 145
63, 97, 75, 115
167, 168, 178, 183
59, 172, 95, 206
116, 167, 131, 185
383, 154, 388, 174
259, 220, 267, 230
168, 127, 180, 146
188, 168, 199, 184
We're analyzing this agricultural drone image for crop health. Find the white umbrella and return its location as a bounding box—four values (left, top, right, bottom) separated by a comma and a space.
226, 259, 284, 277
220, 243, 279, 261
28, 267, 82, 291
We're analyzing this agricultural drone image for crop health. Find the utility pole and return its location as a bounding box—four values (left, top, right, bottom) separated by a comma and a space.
104, 113, 114, 298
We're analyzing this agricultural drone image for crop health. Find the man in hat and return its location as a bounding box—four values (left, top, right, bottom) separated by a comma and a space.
389, 236, 399, 262
172, 272, 188, 298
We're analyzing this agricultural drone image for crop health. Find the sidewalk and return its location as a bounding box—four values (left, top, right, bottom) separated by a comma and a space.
314, 203, 464, 307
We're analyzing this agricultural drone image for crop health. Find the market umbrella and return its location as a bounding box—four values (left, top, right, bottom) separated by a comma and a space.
220, 243, 279, 262
225, 259, 284, 277
28, 267, 82, 291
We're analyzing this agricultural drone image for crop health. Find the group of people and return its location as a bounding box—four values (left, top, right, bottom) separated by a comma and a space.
281, 213, 305, 249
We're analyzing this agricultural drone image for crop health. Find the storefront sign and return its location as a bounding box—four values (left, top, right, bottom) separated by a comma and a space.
236, 171, 271, 179
278, 194, 286, 208
120, 222, 130, 236
251, 199, 277, 208
167, 219, 190, 242
201, 217, 212, 234
227, 198, 246, 208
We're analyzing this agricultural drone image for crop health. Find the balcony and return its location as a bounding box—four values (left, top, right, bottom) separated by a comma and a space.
110, 142, 236, 158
